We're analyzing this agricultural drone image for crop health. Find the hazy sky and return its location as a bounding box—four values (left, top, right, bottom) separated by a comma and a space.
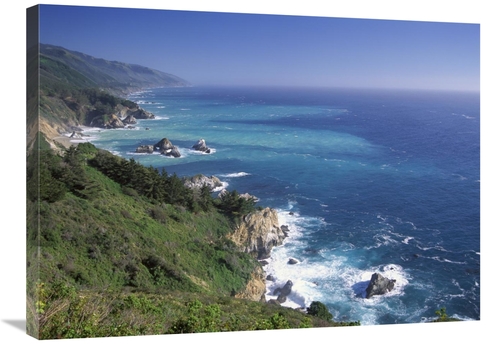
39, 5, 479, 91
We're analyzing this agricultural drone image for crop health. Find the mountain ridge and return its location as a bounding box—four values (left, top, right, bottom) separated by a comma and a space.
40, 43, 190, 95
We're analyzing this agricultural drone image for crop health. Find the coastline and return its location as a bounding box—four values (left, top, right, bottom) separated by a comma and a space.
52, 125, 101, 149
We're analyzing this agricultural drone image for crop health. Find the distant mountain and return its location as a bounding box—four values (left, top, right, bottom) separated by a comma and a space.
40, 43, 190, 95
27, 44, 190, 151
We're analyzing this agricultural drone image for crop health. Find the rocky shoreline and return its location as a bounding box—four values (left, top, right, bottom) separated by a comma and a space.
228, 205, 398, 307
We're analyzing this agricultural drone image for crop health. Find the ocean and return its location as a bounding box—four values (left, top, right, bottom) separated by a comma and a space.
76, 85, 480, 325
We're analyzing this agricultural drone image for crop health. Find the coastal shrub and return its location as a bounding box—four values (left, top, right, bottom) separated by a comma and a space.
167, 300, 222, 334
216, 189, 256, 218
149, 205, 168, 224
254, 312, 291, 330
306, 301, 333, 321
432, 307, 460, 322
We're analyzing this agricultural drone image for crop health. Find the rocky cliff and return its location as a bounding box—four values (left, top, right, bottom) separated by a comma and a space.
228, 207, 286, 260
115, 104, 155, 120
234, 267, 267, 302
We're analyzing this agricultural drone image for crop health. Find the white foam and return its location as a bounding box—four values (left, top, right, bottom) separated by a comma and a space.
190, 148, 217, 155
219, 172, 251, 178
402, 236, 414, 244
127, 151, 162, 156
263, 204, 335, 310
212, 182, 229, 193
424, 256, 466, 264
344, 263, 410, 299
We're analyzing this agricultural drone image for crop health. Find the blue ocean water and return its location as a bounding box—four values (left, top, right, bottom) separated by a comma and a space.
78, 86, 480, 325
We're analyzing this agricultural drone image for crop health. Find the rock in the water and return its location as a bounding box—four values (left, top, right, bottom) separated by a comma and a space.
192, 138, 212, 153
153, 138, 181, 158
154, 138, 174, 152
288, 258, 300, 265
135, 145, 154, 154
266, 274, 275, 281
281, 225, 290, 237
163, 146, 181, 158
365, 273, 396, 299
273, 280, 293, 303
69, 131, 82, 139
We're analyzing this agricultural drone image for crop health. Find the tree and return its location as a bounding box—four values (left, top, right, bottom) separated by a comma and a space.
306, 301, 333, 322
217, 190, 255, 217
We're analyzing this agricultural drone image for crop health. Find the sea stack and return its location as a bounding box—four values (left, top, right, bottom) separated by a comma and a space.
365, 273, 396, 299
192, 138, 211, 154
153, 138, 181, 158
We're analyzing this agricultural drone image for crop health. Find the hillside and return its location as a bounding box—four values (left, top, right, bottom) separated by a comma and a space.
26, 139, 360, 339
40, 44, 190, 95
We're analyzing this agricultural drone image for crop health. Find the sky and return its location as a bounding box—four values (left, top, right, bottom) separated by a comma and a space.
38, 3, 480, 91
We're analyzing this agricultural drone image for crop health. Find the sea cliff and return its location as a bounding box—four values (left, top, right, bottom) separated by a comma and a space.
228, 207, 287, 261
228, 207, 287, 302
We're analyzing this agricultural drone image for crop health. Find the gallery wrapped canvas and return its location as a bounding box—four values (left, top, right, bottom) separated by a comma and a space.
25, 2, 480, 342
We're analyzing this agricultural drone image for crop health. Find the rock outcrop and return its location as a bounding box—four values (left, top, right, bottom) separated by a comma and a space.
365, 273, 396, 299
273, 280, 293, 303
234, 267, 267, 302
69, 131, 82, 139
90, 114, 125, 129
122, 114, 137, 125
128, 107, 155, 119
116, 104, 155, 120
183, 174, 223, 191
135, 145, 154, 154
192, 138, 212, 154
227, 207, 286, 260
153, 138, 181, 158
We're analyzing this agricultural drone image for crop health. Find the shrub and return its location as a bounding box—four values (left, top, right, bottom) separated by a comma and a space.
306, 301, 333, 322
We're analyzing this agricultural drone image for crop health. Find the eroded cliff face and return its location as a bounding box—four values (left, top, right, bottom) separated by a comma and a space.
234, 267, 267, 302
229, 207, 287, 302
228, 207, 286, 260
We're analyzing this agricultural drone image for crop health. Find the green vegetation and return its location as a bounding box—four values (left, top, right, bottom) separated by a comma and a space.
432, 307, 461, 323
27, 141, 359, 339
307, 301, 333, 321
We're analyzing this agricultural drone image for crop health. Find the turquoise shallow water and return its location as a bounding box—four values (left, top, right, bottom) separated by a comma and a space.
79, 86, 480, 325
